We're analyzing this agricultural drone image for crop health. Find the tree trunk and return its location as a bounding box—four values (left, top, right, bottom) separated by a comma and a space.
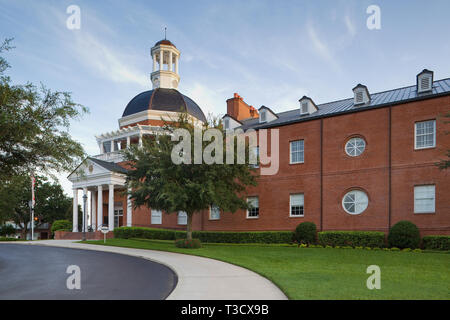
186, 213, 193, 241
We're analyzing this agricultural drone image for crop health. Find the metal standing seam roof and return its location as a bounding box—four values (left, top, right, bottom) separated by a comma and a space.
88, 157, 128, 174
122, 88, 207, 123
237, 78, 450, 130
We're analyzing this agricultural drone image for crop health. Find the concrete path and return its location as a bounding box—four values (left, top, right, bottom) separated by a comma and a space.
5, 240, 287, 300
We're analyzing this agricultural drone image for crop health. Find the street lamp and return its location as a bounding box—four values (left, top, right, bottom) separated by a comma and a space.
28, 200, 34, 241
82, 193, 87, 241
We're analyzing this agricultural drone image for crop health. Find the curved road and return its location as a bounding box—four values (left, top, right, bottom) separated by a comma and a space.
0, 244, 177, 300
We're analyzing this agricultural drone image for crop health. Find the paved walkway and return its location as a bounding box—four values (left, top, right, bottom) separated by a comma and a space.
6, 240, 287, 300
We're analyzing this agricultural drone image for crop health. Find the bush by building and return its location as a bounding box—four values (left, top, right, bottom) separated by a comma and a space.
50, 220, 72, 233
294, 222, 317, 245
318, 231, 385, 248
422, 235, 450, 251
388, 221, 421, 249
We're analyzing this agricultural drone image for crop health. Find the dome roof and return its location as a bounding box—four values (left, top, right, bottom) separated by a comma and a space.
154, 39, 176, 48
122, 88, 207, 122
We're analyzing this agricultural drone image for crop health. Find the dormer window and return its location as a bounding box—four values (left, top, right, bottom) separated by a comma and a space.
298, 96, 318, 115
260, 111, 267, 123
257, 106, 278, 123
417, 69, 433, 93
352, 84, 370, 106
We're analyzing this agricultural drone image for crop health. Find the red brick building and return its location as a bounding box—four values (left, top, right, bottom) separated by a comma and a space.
68, 40, 449, 237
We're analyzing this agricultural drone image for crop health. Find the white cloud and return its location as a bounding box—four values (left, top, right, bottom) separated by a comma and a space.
344, 15, 356, 37
306, 21, 341, 73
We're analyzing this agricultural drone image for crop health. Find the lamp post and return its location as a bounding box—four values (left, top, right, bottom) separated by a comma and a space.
82, 193, 87, 241
28, 200, 34, 241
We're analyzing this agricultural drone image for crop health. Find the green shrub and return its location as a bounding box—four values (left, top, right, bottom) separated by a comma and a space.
175, 238, 202, 249
114, 227, 294, 244
0, 224, 16, 237
413, 249, 422, 253
299, 243, 308, 248
388, 221, 420, 249
51, 220, 72, 233
390, 247, 400, 251
0, 237, 21, 241
422, 235, 450, 251
294, 222, 317, 245
318, 231, 385, 248
402, 248, 412, 252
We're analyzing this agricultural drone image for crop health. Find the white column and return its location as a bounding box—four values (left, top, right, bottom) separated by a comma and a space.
159, 50, 163, 70
97, 185, 103, 229
108, 184, 114, 231
126, 136, 131, 148
127, 189, 132, 227
175, 55, 179, 74
169, 51, 173, 71
111, 140, 115, 152
152, 53, 157, 72
139, 133, 143, 148
82, 187, 87, 232
72, 189, 78, 232
91, 190, 97, 231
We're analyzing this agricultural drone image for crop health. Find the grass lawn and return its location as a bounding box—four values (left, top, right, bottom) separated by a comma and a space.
83, 238, 449, 300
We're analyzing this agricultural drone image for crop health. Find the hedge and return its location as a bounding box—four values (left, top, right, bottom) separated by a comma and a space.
388, 220, 420, 249
51, 220, 72, 233
422, 235, 450, 251
294, 222, 317, 244
318, 231, 385, 248
114, 227, 294, 244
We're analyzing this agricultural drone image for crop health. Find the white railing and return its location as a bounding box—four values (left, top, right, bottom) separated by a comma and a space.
92, 151, 125, 163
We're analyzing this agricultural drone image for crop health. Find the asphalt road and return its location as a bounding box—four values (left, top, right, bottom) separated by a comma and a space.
0, 244, 177, 300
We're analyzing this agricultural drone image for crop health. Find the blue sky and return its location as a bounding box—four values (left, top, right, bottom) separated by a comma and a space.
1, 0, 449, 195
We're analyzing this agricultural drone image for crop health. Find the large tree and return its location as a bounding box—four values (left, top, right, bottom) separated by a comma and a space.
124, 114, 258, 240
0, 38, 87, 181
0, 174, 75, 238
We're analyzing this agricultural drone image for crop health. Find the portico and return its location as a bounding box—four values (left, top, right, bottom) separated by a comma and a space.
68, 158, 131, 232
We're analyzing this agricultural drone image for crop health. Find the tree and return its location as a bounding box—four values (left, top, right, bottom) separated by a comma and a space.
0, 38, 87, 182
124, 114, 258, 240
0, 174, 74, 238
437, 111, 450, 170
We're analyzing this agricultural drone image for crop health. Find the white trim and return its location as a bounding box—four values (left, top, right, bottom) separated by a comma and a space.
151, 209, 163, 224
414, 120, 436, 150
289, 140, 304, 164
414, 185, 435, 214
209, 205, 221, 220
177, 211, 187, 225
289, 193, 304, 217
246, 196, 259, 219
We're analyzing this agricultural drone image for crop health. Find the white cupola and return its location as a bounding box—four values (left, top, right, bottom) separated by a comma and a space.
150, 39, 180, 89
352, 84, 371, 106
417, 69, 433, 93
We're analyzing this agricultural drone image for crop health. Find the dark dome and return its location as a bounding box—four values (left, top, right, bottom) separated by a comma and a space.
154, 39, 176, 48
122, 88, 207, 122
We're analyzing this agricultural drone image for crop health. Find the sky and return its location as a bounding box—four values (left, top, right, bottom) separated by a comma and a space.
1, 0, 450, 196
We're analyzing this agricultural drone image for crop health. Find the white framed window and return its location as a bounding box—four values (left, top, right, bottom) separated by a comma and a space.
290, 194, 304, 217
177, 211, 187, 225
290, 140, 304, 164
151, 209, 162, 224
345, 137, 366, 157
301, 102, 308, 115
414, 185, 435, 214
260, 111, 266, 122
247, 196, 259, 218
342, 190, 368, 215
114, 208, 123, 228
251, 146, 259, 168
415, 120, 436, 149
210, 205, 220, 220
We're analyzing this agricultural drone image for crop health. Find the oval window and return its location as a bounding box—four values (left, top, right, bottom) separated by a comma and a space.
342, 190, 368, 215
345, 137, 366, 157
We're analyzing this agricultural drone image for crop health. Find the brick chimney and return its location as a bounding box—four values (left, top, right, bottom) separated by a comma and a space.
226, 93, 259, 121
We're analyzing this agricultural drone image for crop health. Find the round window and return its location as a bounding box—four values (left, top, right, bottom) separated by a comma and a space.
345, 137, 366, 157
342, 190, 368, 215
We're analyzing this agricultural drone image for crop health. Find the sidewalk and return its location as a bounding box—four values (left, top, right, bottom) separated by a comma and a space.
14, 240, 287, 300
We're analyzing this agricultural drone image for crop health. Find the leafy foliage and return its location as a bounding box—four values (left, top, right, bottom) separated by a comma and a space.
114, 227, 294, 244
0, 174, 74, 237
0, 224, 16, 236
0, 38, 87, 181
318, 231, 386, 248
422, 235, 450, 251
51, 220, 72, 233
388, 221, 421, 249
175, 238, 202, 249
123, 113, 258, 240
294, 222, 317, 244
